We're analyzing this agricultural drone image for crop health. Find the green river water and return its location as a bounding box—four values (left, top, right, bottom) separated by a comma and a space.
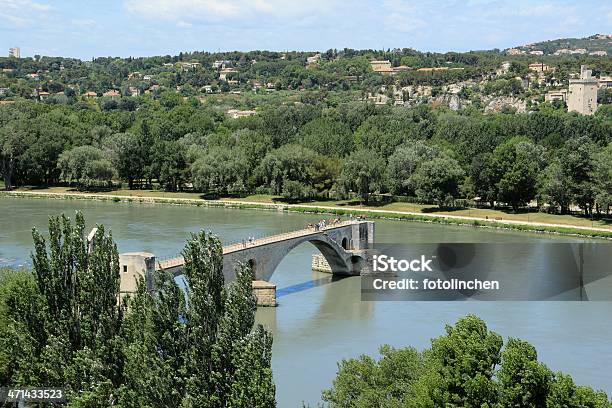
1, 197, 611, 406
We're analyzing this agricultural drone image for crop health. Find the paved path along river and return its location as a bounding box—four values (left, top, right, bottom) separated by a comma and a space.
1, 197, 611, 407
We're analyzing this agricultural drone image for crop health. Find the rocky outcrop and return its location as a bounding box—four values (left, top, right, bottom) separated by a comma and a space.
483, 96, 527, 113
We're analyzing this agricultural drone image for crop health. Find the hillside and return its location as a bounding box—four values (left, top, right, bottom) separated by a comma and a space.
508, 33, 612, 56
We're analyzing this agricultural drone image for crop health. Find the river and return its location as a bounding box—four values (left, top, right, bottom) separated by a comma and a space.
1, 197, 611, 407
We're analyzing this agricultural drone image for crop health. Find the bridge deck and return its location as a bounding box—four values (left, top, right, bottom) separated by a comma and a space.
156, 220, 362, 271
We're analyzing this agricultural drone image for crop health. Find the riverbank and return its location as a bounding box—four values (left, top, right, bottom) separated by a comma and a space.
2, 189, 612, 239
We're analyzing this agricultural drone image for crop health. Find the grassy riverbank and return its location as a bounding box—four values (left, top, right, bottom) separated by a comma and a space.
2, 187, 612, 239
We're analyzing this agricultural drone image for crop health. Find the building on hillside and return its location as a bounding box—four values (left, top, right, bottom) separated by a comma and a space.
528, 63, 552, 73
213, 60, 231, 69
568, 65, 598, 115
128, 86, 140, 96
180, 62, 201, 71
219, 67, 237, 81
366, 92, 390, 105
589, 50, 607, 56
83, 91, 97, 98
506, 48, 525, 55
37, 91, 50, 101
555, 48, 588, 55
227, 109, 256, 119
370, 60, 394, 74
128, 72, 141, 79
8, 47, 20, 58
103, 90, 121, 98
529, 50, 544, 55
202, 85, 213, 93
393, 65, 411, 73
143, 75, 153, 81
544, 89, 567, 102
0, 88, 9, 96
496, 61, 512, 76
598, 76, 612, 88
306, 53, 321, 65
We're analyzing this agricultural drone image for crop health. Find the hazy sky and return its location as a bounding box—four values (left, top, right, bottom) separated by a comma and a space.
1, 0, 610, 59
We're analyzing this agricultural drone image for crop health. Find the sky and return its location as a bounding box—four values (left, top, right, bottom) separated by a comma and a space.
1, 0, 611, 59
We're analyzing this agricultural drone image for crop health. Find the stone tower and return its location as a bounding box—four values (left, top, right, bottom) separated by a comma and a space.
568, 65, 598, 115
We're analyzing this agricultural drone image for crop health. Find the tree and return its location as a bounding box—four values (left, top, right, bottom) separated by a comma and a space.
387, 141, 440, 196
593, 143, 612, 215
0, 213, 125, 403
339, 149, 385, 204
498, 338, 552, 407
180, 231, 275, 407
538, 159, 573, 214
322, 345, 424, 407
150, 140, 187, 191
191, 147, 249, 196
323, 315, 612, 408
411, 155, 465, 207
0, 215, 276, 407
83, 159, 117, 187
57, 145, 116, 187
298, 117, 354, 157
255, 144, 317, 195
491, 137, 546, 212
103, 132, 147, 189
424, 315, 503, 407
559, 136, 597, 215
281, 179, 315, 202
0, 122, 27, 190
548, 373, 611, 408
471, 153, 500, 208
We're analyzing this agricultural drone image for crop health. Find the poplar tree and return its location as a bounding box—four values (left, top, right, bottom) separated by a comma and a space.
1, 217, 276, 407
30, 212, 124, 404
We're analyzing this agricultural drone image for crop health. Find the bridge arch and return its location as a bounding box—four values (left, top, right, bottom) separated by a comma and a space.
221, 226, 370, 283
253, 236, 353, 281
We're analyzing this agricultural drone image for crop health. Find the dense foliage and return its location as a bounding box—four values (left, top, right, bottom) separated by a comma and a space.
0, 213, 275, 407
1, 98, 610, 214
323, 315, 612, 408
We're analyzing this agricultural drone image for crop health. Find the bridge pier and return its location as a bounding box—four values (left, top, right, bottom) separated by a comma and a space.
252, 280, 277, 307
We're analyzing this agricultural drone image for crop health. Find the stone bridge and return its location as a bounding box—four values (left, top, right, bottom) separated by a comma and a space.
118, 220, 375, 297
158, 220, 374, 281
